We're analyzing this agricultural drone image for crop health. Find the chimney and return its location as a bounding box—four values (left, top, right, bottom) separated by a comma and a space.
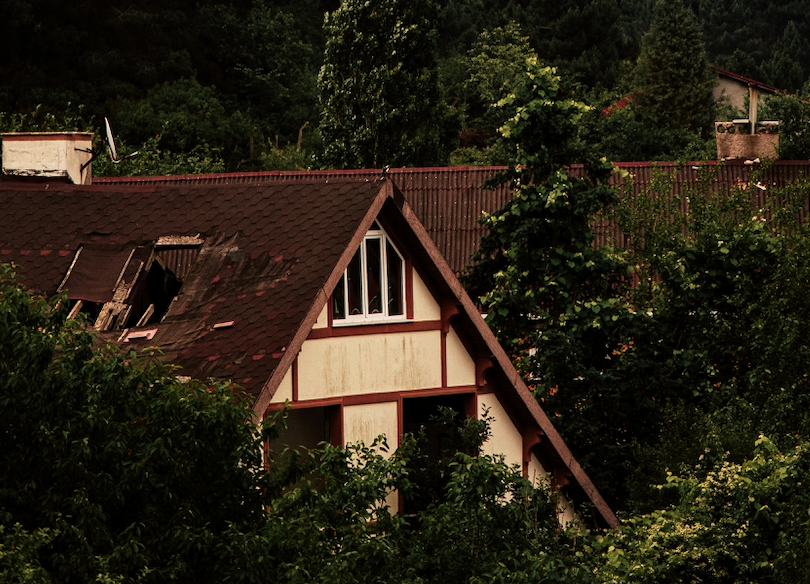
715, 85, 779, 161
1, 132, 94, 184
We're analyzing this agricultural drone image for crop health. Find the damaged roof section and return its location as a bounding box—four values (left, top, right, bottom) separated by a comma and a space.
0, 178, 387, 398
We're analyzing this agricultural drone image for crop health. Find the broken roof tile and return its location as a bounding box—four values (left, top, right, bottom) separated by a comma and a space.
0, 177, 383, 398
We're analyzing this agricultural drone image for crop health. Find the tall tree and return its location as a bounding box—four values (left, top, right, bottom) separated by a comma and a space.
632, 0, 715, 134
463, 59, 639, 508
318, 0, 457, 168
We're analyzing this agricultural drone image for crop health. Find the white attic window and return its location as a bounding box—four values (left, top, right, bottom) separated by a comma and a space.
332, 221, 405, 323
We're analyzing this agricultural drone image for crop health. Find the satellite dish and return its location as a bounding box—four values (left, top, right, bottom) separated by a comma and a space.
103, 117, 138, 164
105, 117, 118, 161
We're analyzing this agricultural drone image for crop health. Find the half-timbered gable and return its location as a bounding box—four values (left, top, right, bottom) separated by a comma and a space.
0, 174, 617, 527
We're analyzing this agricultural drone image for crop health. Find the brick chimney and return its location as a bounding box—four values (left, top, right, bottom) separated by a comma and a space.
1, 132, 93, 184
715, 85, 780, 161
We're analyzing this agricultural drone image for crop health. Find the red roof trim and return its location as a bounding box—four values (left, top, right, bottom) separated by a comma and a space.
93, 166, 508, 184
711, 65, 782, 94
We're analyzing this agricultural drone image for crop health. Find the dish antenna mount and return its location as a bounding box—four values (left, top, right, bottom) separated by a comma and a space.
79, 117, 139, 174
104, 117, 139, 163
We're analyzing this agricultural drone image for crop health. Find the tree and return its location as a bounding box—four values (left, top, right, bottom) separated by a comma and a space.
318, 0, 457, 168
0, 264, 272, 583
463, 59, 643, 509
762, 89, 810, 159
595, 436, 810, 583
0, 263, 590, 582
764, 21, 810, 92
109, 78, 250, 169
632, 0, 715, 135
447, 22, 539, 165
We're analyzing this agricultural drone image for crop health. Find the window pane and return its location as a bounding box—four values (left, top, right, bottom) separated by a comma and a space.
366, 238, 382, 314
386, 240, 404, 316
333, 274, 346, 319
347, 249, 364, 315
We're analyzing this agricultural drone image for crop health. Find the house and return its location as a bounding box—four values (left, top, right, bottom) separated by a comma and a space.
0, 149, 617, 527
712, 65, 780, 115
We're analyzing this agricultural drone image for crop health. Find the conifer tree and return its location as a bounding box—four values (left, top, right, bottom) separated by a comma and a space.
632, 0, 715, 134
318, 0, 456, 168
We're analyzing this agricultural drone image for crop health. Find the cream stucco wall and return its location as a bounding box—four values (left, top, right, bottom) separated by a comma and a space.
2, 133, 93, 184
271, 366, 293, 403
478, 394, 523, 470
312, 303, 328, 329
298, 330, 442, 400
343, 401, 400, 512
527, 452, 548, 488
445, 324, 476, 387
412, 266, 441, 321
343, 401, 399, 450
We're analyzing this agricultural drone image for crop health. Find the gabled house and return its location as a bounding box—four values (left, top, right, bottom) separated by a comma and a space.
0, 173, 617, 527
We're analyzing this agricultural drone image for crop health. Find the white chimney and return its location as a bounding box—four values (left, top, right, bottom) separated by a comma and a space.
1, 132, 93, 184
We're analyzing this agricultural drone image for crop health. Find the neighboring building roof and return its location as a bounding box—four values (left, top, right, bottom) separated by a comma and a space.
0, 174, 618, 527
96, 167, 513, 276
710, 65, 781, 95
97, 161, 810, 271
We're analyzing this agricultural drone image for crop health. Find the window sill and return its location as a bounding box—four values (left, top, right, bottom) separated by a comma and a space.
332, 316, 410, 328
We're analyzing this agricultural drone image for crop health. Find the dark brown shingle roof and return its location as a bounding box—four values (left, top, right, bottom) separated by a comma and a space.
0, 177, 387, 398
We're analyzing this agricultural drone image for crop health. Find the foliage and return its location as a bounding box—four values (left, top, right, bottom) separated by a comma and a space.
0, 104, 92, 134
110, 78, 252, 170
437, 0, 631, 90
0, 524, 55, 584
0, 263, 589, 582
446, 22, 539, 164
466, 22, 539, 109
593, 100, 716, 162
0, 0, 326, 170
761, 88, 810, 160
196, 0, 323, 144
0, 264, 270, 583
632, 0, 715, 136
92, 134, 226, 177
463, 59, 642, 509
466, 52, 810, 516
696, 0, 810, 91
606, 167, 810, 511
595, 436, 810, 583
318, 0, 457, 168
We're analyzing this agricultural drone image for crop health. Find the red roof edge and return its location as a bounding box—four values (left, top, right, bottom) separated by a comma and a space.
711, 65, 783, 94
93, 166, 508, 184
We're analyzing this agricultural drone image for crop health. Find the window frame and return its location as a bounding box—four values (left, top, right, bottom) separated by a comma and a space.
332, 223, 408, 325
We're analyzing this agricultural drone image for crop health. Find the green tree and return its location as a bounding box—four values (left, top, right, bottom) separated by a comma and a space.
110, 77, 252, 170
463, 59, 643, 509
448, 22, 539, 165
632, 0, 715, 135
762, 88, 810, 160
596, 436, 810, 583
0, 263, 592, 582
0, 264, 272, 583
318, 0, 457, 168
765, 21, 810, 91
